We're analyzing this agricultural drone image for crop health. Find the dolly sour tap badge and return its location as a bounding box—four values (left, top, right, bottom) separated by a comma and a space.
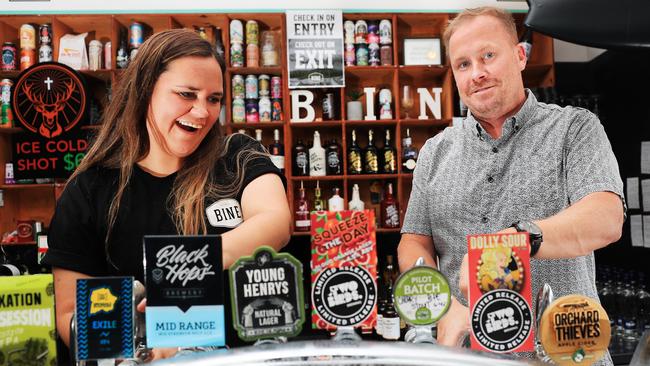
11, 62, 89, 179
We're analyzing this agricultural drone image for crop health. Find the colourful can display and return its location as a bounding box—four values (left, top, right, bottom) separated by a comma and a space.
344, 43, 356, 66
245, 98, 259, 123
355, 43, 369, 66
259, 96, 271, 122
230, 19, 244, 44
246, 43, 259, 67
379, 19, 392, 44
246, 20, 259, 45
232, 97, 245, 123
230, 42, 244, 67
271, 98, 283, 121
368, 42, 380, 66
1, 42, 17, 71
20, 48, 36, 70
39, 23, 52, 45
130, 22, 144, 48
271, 76, 282, 99
104, 41, 112, 69
231, 74, 245, 99
38, 44, 53, 63
1, 79, 13, 127
20, 24, 36, 50
89, 40, 103, 70
380, 45, 393, 66
245, 74, 258, 99
258, 74, 270, 97
354, 20, 368, 44
367, 21, 379, 44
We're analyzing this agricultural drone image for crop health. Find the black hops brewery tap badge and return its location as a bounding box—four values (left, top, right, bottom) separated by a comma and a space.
312, 266, 376, 328
471, 289, 533, 353
229, 246, 305, 341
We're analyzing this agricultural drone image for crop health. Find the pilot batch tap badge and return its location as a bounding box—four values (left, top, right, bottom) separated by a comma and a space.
229, 246, 305, 342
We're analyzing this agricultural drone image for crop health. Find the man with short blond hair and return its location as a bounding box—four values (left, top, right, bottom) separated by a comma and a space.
398, 7, 623, 365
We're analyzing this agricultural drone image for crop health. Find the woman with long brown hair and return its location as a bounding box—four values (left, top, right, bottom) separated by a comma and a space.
43, 29, 291, 361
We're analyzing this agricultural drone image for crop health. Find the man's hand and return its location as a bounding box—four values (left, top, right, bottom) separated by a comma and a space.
436, 296, 469, 346
136, 298, 178, 362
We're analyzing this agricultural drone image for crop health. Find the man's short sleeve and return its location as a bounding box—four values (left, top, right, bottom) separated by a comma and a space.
42, 173, 108, 276
565, 110, 625, 207
401, 138, 435, 236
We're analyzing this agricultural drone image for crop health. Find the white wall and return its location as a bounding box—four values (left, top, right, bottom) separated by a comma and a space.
554, 39, 606, 63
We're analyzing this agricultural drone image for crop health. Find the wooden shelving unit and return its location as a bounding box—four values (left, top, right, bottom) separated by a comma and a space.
0, 11, 555, 239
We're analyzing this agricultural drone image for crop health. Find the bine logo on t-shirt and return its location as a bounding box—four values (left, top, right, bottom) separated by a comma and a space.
206, 199, 244, 228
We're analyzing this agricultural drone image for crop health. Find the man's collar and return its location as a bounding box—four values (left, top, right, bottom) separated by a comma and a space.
470, 89, 537, 140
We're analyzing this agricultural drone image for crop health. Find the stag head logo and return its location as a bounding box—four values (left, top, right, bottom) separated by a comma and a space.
12, 63, 86, 139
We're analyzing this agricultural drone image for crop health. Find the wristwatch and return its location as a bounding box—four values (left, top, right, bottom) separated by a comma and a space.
512, 220, 543, 258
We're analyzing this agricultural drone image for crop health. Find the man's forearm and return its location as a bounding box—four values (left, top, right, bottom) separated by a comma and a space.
397, 233, 436, 272
534, 192, 624, 259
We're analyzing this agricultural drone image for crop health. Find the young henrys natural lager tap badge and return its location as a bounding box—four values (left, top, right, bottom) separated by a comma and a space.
229, 246, 305, 341
311, 210, 377, 332
539, 295, 611, 365
467, 232, 534, 353
0, 274, 57, 365
75, 276, 134, 360
143, 235, 224, 348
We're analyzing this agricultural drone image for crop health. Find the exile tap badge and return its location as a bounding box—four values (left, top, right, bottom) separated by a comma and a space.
539, 295, 611, 365
75, 277, 134, 361
312, 266, 376, 328
229, 246, 305, 342
393, 266, 451, 326
12, 62, 87, 138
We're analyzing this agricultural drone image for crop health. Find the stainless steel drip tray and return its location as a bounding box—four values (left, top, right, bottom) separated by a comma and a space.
153, 340, 540, 366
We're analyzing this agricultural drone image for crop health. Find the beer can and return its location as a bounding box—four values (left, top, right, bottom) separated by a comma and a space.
345, 43, 356, 66
1, 79, 12, 105
379, 19, 392, 45
230, 20, 244, 44
271, 98, 283, 121
354, 20, 368, 44
355, 43, 369, 66
245, 99, 259, 123
38, 44, 53, 63
344, 20, 355, 45
39, 23, 52, 45
322, 92, 336, 120
1, 102, 14, 127
20, 48, 36, 70
5, 163, 15, 184
1, 42, 17, 71
380, 45, 393, 66
104, 41, 112, 69
232, 97, 245, 123
271, 76, 282, 99
231, 74, 245, 99
1, 80, 13, 127
367, 21, 379, 44
246, 43, 259, 67
258, 74, 270, 97
130, 22, 144, 49
230, 42, 244, 67
246, 20, 259, 45
245, 74, 258, 99
20, 24, 36, 50
259, 96, 271, 122
369, 42, 380, 66
89, 40, 103, 71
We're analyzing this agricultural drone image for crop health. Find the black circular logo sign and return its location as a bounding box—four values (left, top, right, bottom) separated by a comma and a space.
12, 62, 87, 138
312, 266, 376, 327
471, 289, 532, 353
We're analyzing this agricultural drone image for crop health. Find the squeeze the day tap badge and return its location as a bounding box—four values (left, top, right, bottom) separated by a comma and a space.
468, 232, 534, 353
311, 210, 377, 332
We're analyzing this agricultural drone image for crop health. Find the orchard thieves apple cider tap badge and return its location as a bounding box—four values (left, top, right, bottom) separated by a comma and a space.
467, 232, 534, 353
11, 62, 89, 179
311, 210, 377, 332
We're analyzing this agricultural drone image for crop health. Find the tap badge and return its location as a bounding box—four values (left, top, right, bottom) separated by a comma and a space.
12, 62, 87, 138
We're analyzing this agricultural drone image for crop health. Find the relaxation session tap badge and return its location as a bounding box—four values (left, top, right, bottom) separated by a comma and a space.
75, 277, 134, 361
229, 246, 305, 342
539, 295, 611, 366
467, 232, 534, 353
310, 210, 377, 332
143, 235, 224, 348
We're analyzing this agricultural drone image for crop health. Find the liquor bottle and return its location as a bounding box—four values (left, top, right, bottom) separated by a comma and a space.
313, 181, 326, 211
520, 28, 533, 62
213, 27, 226, 61
269, 129, 285, 173
254, 129, 263, 144
364, 129, 379, 174
328, 187, 344, 212
383, 255, 399, 286
116, 36, 129, 69
382, 281, 400, 340
294, 181, 310, 232
309, 131, 326, 177
381, 182, 400, 228
326, 139, 342, 175
348, 183, 365, 211
376, 273, 386, 337
293, 138, 309, 176
348, 129, 363, 175
402, 128, 418, 173
382, 129, 397, 174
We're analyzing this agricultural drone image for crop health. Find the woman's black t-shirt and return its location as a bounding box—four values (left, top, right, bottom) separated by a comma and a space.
43, 133, 286, 283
